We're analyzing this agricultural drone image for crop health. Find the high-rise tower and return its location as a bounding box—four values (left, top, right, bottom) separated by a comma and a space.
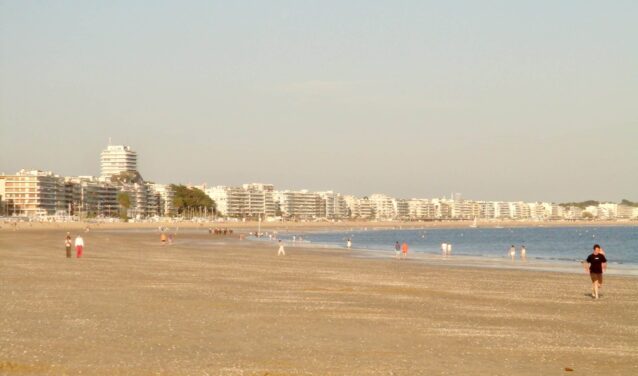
100, 145, 137, 179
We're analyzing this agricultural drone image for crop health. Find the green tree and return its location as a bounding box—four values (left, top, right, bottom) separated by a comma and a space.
559, 200, 599, 209
117, 192, 131, 222
170, 185, 216, 218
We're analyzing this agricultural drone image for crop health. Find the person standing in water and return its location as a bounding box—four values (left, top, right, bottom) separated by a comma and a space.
401, 241, 408, 259
394, 241, 401, 259
446, 243, 452, 256
520, 245, 527, 261
509, 245, 516, 261
441, 243, 447, 256
277, 240, 286, 256
346, 238, 352, 249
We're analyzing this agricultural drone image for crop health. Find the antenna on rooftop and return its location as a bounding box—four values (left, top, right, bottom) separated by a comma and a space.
108, 137, 112, 146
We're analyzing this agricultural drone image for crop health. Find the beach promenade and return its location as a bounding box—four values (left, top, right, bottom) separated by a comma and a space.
1, 228, 637, 375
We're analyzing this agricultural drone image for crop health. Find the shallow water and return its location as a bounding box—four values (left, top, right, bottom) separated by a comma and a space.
277, 226, 638, 267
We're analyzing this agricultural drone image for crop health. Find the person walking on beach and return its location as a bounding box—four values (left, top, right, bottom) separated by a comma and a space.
277, 240, 285, 256
346, 238, 352, 249
520, 245, 527, 261
446, 243, 452, 256
509, 245, 516, 261
395, 241, 401, 259
160, 232, 167, 245
441, 242, 447, 256
65, 233, 72, 258
74, 235, 84, 258
401, 241, 408, 259
584, 244, 607, 299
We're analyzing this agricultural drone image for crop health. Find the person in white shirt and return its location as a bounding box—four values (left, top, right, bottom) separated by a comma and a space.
277, 240, 285, 256
75, 235, 85, 258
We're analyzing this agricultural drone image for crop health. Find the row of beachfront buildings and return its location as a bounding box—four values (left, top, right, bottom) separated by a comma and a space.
203, 187, 638, 221
1, 145, 637, 221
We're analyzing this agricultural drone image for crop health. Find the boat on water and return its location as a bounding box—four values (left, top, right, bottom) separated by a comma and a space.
469, 217, 478, 228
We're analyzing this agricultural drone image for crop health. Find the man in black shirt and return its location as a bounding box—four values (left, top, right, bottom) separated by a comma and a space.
584, 244, 607, 299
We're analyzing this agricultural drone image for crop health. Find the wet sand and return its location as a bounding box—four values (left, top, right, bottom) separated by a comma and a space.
1, 228, 637, 375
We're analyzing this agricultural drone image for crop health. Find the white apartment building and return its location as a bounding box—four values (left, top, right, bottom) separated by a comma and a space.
597, 203, 618, 219
100, 145, 137, 179
369, 194, 397, 220
0, 170, 65, 216
477, 201, 495, 219
564, 206, 584, 219
407, 199, 436, 220
275, 190, 322, 220
317, 191, 348, 219
584, 205, 599, 218
344, 195, 375, 219
528, 202, 552, 220
494, 202, 511, 219
431, 198, 452, 219
451, 200, 474, 219
616, 205, 633, 219
148, 183, 175, 216
206, 184, 275, 218
243, 183, 276, 218
118, 182, 150, 219
66, 176, 119, 217
551, 204, 564, 219
508, 202, 530, 219
396, 199, 410, 219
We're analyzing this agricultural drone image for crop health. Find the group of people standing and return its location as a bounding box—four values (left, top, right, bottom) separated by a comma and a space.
394, 241, 409, 259
209, 228, 233, 235
440, 242, 452, 256
508, 245, 527, 261
64, 232, 85, 258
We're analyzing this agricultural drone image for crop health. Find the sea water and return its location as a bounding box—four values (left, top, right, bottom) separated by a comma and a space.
279, 226, 638, 266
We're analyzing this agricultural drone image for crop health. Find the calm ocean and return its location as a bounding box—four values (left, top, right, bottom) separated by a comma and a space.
280, 226, 638, 266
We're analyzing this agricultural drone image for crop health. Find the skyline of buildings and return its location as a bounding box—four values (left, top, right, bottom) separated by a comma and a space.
1, 144, 637, 221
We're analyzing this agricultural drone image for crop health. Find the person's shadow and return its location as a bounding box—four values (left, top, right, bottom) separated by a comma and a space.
583, 293, 604, 298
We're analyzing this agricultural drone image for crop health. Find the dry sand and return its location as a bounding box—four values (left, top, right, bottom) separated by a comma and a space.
1, 228, 637, 375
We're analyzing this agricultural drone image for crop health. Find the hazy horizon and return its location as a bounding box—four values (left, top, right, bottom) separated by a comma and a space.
1, 1, 636, 202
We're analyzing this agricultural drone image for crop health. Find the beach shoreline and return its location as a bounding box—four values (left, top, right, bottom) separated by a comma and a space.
2, 218, 637, 233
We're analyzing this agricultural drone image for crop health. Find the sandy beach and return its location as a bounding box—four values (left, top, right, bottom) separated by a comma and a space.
1, 228, 637, 375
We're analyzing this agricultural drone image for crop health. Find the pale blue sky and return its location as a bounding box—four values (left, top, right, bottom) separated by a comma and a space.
1, 1, 636, 202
